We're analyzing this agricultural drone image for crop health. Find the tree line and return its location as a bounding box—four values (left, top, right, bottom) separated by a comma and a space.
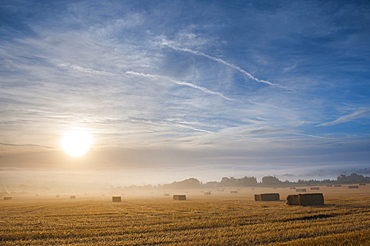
157, 173, 370, 189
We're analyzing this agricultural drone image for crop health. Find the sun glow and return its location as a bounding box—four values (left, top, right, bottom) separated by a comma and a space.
61, 130, 92, 157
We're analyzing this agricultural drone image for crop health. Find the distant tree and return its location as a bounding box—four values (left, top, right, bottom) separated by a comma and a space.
240, 176, 257, 186
169, 178, 201, 189
337, 173, 370, 183
204, 181, 218, 188
261, 176, 281, 186
219, 177, 232, 187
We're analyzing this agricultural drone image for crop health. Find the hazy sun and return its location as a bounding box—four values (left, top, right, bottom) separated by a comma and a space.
61, 130, 92, 157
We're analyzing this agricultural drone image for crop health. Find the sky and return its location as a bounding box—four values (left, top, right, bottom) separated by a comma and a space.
1, 0, 370, 187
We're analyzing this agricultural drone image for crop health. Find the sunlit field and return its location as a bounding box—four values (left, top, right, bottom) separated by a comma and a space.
1, 185, 370, 245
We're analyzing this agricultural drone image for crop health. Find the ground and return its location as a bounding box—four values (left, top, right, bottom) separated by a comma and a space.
1, 185, 370, 245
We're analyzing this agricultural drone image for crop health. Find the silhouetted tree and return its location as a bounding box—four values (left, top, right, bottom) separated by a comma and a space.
337, 173, 370, 183
240, 176, 257, 186
168, 178, 201, 189
261, 176, 281, 186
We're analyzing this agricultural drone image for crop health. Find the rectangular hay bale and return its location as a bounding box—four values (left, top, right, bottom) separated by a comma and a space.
286, 194, 300, 205
348, 185, 359, 189
112, 196, 121, 202
299, 193, 324, 206
230, 190, 238, 194
173, 195, 186, 200
296, 189, 306, 192
70, 196, 76, 199
333, 184, 341, 187
4, 197, 12, 200
286, 193, 324, 206
310, 187, 320, 190
255, 193, 280, 201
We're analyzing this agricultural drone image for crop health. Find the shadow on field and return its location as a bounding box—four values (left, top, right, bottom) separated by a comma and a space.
285, 214, 336, 221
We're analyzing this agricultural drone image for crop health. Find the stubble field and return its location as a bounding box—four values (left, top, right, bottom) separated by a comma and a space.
1, 185, 370, 245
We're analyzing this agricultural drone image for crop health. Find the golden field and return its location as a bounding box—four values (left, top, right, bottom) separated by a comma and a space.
1, 185, 370, 245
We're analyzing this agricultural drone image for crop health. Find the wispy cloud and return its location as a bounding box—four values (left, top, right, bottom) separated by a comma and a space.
317, 108, 370, 127
125, 71, 238, 102
0, 143, 53, 149
58, 63, 114, 76
159, 38, 288, 90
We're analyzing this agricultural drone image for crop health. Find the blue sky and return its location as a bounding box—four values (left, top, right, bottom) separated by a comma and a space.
1, 0, 370, 185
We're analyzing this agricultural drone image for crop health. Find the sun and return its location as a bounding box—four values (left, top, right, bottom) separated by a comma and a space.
61, 130, 92, 157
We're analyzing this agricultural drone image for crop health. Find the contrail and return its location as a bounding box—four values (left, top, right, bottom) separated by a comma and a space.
162, 42, 287, 89
317, 108, 370, 127
125, 71, 239, 102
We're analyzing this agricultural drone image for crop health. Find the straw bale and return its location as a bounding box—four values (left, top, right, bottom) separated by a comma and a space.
359, 183, 366, 186
295, 189, 306, 192
204, 191, 211, 195
348, 185, 359, 189
173, 195, 186, 200
333, 184, 341, 187
4, 197, 12, 200
310, 187, 320, 190
299, 193, 324, 206
163, 193, 170, 196
70, 196, 76, 199
112, 196, 121, 202
286, 193, 324, 206
286, 194, 300, 205
255, 193, 280, 201
230, 190, 238, 194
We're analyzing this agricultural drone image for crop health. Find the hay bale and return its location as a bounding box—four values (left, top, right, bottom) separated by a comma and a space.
204, 191, 211, 195
310, 187, 320, 190
326, 185, 333, 187
254, 193, 280, 201
286, 194, 300, 205
348, 185, 359, 189
296, 189, 306, 192
4, 197, 12, 200
173, 195, 186, 200
290, 187, 296, 189
112, 196, 121, 202
359, 183, 366, 186
163, 193, 170, 196
70, 196, 76, 199
286, 193, 324, 206
230, 190, 238, 194
299, 193, 324, 206
333, 184, 341, 187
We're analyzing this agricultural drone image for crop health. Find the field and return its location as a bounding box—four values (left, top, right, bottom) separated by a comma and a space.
1, 185, 370, 245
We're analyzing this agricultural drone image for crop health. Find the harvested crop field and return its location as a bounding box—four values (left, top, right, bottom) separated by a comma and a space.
1, 186, 370, 245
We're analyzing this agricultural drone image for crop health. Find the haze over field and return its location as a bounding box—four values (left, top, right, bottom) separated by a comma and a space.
1, 0, 370, 187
